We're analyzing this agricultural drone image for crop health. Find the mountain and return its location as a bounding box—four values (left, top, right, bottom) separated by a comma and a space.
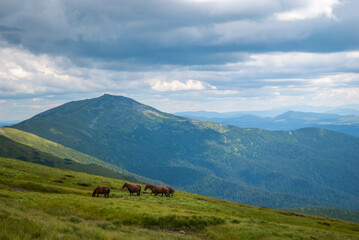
12, 94, 359, 209
177, 110, 359, 137
2, 158, 358, 239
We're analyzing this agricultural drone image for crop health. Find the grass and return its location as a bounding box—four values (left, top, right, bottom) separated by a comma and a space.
1, 157, 359, 239
282, 207, 359, 223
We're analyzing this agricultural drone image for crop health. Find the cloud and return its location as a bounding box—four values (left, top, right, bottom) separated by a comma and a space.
0, 0, 357, 67
0, 0, 358, 119
150, 78, 216, 91
276, 0, 340, 21
222, 51, 359, 76
0, 46, 104, 98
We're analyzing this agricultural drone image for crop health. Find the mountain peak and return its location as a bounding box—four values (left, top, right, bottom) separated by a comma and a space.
12, 95, 359, 210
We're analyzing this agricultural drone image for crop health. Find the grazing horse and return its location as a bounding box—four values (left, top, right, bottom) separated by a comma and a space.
144, 184, 156, 195
167, 186, 175, 197
144, 184, 170, 197
122, 182, 141, 196
92, 186, 110, 198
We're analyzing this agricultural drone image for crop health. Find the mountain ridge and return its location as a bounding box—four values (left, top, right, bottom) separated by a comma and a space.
177, 110, 359, 137
13, 94, 359, 209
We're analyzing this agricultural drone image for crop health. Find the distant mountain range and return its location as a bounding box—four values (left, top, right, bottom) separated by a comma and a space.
176, 111, 359, 137
11, 94, 359, 210
0, 121, 20, 127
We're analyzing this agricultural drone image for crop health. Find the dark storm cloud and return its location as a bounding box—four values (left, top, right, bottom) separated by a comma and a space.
0, 0, 358, 66
1, 0, 359, 120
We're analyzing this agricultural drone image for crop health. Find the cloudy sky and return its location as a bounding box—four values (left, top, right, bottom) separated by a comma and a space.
1, 0, 359, 121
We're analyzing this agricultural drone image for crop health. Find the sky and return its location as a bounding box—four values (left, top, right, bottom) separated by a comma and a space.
0, 0, 359, 121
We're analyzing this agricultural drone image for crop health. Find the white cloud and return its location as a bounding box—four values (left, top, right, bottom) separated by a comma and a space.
276, 0, 340, 21
0, 46, 152, 98
210, 89, 238, 95
0, 47, 103, 97
223, 51, 359, 75
150, 79, 216, 91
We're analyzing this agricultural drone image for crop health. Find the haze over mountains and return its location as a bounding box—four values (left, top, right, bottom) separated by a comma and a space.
177, 111, 359, 137
12, 94, 359, 210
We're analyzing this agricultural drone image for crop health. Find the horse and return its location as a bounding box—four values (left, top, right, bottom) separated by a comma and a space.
92, 186, 110, 198
144, 184, 156, 195
122, 182, 141, 196
144, 184, 170, 197
167, 186, 175, 197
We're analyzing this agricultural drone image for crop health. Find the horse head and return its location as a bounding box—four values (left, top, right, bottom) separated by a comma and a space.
122, 183, 128, 189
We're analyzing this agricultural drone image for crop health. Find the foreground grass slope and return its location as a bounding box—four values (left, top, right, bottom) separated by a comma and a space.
1, 158, 358, 240
282, 207, 359, 224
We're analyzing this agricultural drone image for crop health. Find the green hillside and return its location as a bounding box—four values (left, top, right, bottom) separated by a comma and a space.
13, 94, 359, 209
0, 133, 137, 182
1, 157, 358, 240
282, 207, 359, 224
0, 127, 158, 185
0, 127, 318, 210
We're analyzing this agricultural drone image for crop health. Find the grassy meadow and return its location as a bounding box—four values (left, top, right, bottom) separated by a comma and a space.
1, 157, 358, 239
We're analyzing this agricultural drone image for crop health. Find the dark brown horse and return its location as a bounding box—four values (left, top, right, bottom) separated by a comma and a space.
144, 184, 170, 197
144, 184, 156, 195
167, 186, 175, 197
92, 186, 110, 198
122, 182, 141, 196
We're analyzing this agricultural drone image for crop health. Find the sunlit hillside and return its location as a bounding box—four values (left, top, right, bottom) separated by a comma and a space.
1, 158, 358, 240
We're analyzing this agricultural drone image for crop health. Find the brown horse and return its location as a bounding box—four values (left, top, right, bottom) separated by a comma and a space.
122, 182, 141, 196
144, 184, 156, 195
92, 186, 110, 198
167, 186, 175, 197
144, 184, 170, 197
